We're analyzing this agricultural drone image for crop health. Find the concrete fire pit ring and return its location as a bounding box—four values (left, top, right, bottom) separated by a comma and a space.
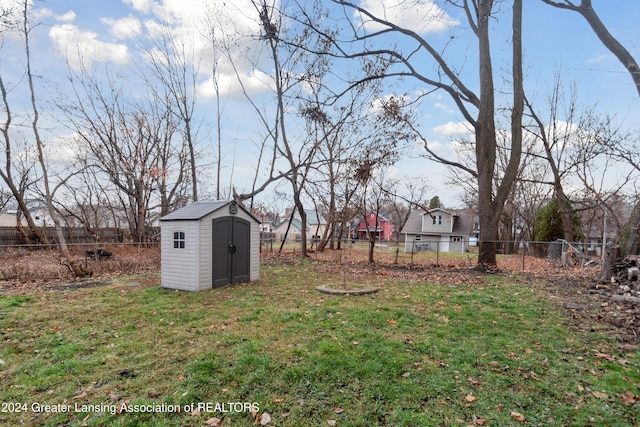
316, 284, 379, 295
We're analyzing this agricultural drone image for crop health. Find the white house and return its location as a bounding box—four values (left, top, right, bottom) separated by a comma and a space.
159, 200, 260, 291
275, 209, 327, 242
401, 208, 477, 253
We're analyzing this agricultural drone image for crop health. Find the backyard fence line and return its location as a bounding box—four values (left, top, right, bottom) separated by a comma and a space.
264, 237, 608, 271
0, 241, 159, 249
0, 226, 160, 246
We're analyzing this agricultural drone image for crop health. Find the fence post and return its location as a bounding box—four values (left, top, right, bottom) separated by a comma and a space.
436, 241, 439, 266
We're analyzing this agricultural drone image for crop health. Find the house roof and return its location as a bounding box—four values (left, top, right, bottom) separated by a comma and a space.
304, 210, 323, 225
401, 210, 422, 235
401, 208, 475, 236
160, 200, 259, 222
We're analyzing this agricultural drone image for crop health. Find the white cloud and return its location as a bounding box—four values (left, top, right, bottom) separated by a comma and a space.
196, 68, 274, 99
369, 93, 410, 114
356, 0, 459, 35
433, 102, 454, 114
424, 139, 443, 152
56, 11, 76, 23
433, 121, 472, 137
586, 53, 610, 64
102, 16, 142, 39
122, 0, 155, 14
49, 24, 131, 70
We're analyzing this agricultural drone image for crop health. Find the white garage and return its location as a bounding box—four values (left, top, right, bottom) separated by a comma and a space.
159, 200, 260, 291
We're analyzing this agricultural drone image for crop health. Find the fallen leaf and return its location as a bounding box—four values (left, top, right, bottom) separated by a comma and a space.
334, 407, 344, 414
594, 352, 615, 361
510, 411, 525, 422
72, 391, 87, 400
467, 377, 480, 386
327, 420, 336, 426
495, 404, 503, 412
617, 391, 638, 406
260, 412, 272, 425
592, 391, 608, 399
473, 415, 487, 425
204, 418, 222, 426
465, 395, 476, 403
387, 318, 396, 324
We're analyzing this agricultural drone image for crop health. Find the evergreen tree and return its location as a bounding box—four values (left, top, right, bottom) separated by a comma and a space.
534, 198, 584, 242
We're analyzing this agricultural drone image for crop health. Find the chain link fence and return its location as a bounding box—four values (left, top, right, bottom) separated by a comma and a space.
262, 236, 606, 271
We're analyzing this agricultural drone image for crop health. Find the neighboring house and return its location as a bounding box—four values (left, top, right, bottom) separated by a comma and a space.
5, 200, 52, 227
401, 208, 476, 253
275, 209, 327, 242
274, 218, 304, 242
306, 210, 327, 241
355, 212, 394, 241
0, 212, 27, 227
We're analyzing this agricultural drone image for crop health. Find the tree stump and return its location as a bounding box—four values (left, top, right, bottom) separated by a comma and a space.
601, 244, 620, 282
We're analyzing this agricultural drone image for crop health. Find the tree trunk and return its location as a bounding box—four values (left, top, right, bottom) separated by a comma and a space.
556, 187, 575, 242
601, 244, 620, 282
475, 0, 499, 268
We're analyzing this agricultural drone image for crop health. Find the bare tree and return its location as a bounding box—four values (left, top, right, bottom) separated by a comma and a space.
20, 1, 89, 276
0, 8, 48, 244
525, 77, 580, 242
291, 0, 524, 268
374, 177, 433, 246
65, 66, 188, 243
541, 0, 640, 97
141, 23, 202, 202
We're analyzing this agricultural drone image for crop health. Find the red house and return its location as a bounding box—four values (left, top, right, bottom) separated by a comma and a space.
356, 212, 394, 241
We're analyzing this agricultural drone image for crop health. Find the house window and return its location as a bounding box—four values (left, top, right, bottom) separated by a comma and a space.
432, 216, 436, 225
438, 215, 443, 225
173, 231, 185, 249
452, 236, 462, 242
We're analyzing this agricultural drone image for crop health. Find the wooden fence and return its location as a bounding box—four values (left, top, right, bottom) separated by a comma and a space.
0, 226, 134, 246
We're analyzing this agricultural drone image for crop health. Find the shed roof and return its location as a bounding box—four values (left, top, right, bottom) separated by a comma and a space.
159, 200, 259, 222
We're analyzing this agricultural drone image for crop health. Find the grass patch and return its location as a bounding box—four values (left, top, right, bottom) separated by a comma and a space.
0, 264, 638, 426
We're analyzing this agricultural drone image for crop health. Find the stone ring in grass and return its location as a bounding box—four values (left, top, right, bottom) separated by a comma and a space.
316, 284, 379, 295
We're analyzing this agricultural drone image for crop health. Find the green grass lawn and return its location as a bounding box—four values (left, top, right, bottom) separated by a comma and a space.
0, 258, 638, 426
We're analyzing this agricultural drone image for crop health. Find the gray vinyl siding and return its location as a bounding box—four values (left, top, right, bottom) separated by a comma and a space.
161, 220, 199, 291
250, 221, 260, 281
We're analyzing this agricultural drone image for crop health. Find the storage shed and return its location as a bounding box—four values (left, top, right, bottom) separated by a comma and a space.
159, 200, 260, 291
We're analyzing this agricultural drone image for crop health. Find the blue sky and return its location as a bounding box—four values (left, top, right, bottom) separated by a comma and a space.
1, 0, 639, 208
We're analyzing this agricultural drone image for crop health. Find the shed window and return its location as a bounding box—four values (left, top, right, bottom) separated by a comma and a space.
173, 231, 186, 249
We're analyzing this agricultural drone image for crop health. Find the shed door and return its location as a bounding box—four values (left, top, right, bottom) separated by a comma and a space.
212, 216, 250, 288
